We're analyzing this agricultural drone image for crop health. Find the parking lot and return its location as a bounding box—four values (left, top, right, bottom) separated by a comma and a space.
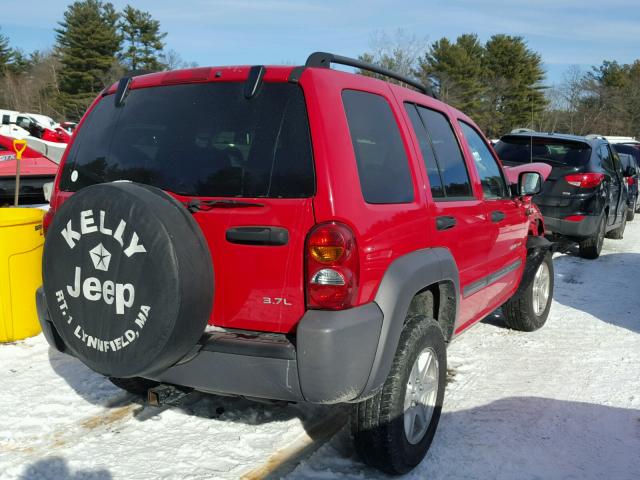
2, 221, 638, 480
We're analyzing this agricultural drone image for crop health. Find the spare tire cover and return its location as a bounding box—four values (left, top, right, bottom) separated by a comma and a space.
42, 182, 214, 378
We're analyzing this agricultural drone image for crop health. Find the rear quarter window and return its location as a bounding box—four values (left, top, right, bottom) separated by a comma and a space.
342, 90, 414, 204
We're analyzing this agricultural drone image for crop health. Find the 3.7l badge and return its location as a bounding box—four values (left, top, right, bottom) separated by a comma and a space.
262, 297, 292, 306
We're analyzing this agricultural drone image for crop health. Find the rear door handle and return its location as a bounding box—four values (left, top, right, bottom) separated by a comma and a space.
491, 210, 505, 223
436, 216, 456, 231
226, 226, 289, 246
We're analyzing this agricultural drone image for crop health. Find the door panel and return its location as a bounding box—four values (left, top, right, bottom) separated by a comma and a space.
600, 144, 623, 226
455, 120, 528, 318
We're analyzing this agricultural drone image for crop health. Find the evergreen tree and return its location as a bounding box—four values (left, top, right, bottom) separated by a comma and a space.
7, 49, 32, 74
0, 28, 13, 71
119, 6, 167, 72
482, 35, 547, 137
55, 0, 121, 117
418, 34, 485, 121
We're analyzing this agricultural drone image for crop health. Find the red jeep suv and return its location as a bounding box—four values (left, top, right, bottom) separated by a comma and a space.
37, 52, 554, 475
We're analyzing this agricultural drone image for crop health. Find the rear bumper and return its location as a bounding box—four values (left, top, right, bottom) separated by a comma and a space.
36, 287, 384, 404
543, 214, 601, 240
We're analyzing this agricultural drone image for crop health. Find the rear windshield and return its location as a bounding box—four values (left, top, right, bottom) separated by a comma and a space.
612, 143, 640, 167
495, 135, 591, 166
60, 82, 315, 198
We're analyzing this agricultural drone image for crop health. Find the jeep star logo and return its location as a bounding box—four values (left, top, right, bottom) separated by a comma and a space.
90, 243, 111, 271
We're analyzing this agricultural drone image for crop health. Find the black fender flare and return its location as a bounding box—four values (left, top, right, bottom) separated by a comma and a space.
360, 248, 460, 398
517, 235, 553, 296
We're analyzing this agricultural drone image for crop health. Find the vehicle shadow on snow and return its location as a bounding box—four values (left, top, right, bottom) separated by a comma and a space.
19, 456, 111, 480
47, 347, 342, 437
551, 251, 640, 334
292, 397, 640, 480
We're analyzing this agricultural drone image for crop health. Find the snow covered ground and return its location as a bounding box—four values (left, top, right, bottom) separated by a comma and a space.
2, 221, 640, 480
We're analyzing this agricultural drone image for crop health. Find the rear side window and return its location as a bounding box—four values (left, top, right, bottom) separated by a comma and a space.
618, 153, 634, 171
60, 82, 314, 198
415, 105, 472, 198
599, 145, 616, 174
612, 144, 640, 168
342, 90, 414, 204
458, 121, 508, 199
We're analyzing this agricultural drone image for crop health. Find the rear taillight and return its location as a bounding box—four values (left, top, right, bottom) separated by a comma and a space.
564, 215, 585, 222
626, 176, 635, 186
306, 222, 359, 310
565, 173, 605, 188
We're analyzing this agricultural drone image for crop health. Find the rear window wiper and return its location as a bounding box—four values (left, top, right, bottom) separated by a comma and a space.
186, 199, 265, 212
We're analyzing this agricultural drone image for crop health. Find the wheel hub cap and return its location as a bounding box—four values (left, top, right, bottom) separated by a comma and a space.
403, 347, 439, 445
532, 261, 550, 316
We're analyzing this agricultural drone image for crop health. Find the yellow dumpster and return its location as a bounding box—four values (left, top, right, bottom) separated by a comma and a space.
0, 208, 45, 342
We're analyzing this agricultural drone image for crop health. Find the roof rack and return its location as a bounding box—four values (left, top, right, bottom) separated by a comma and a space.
305, 51, 436, 98
585, 134, 606, 140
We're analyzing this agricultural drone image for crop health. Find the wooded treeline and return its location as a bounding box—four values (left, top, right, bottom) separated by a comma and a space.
1, 7, 639, 139
360, 32, 640, 139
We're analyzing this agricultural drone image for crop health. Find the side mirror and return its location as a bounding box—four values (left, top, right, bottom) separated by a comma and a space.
518, 171, 542, 196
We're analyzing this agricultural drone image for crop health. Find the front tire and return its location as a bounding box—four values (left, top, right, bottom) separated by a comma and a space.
352, 315, 446, 475
502, 251, 554, 332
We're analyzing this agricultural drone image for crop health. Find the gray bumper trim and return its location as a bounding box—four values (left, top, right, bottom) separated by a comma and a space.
37, 288, 384, 404
544, 214, 601, 239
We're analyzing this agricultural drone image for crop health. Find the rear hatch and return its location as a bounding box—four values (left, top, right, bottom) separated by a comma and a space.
495, 135, 592, 217
56, 77, 316, 333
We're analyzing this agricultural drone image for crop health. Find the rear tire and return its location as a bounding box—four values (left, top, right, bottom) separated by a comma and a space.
502, 252, 554, 332
608, 208, 627, 239
351, 315, 446, 475
628, 199, 636, 221
109, 377, 158, 396
579, 214, 606, 259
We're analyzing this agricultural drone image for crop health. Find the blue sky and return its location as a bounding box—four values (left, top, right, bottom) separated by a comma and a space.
2, 0, 640, 85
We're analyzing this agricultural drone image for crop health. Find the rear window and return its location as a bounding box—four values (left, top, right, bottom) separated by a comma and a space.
495, 135, 591, 166
612, 144, 640, 167
60, 82, 315, 198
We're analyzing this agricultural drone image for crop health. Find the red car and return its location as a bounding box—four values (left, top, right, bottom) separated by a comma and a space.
37, 53, 553, 474
0, 134, 58, 205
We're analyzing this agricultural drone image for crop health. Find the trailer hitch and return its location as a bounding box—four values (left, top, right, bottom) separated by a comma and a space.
147, 384, 192, 407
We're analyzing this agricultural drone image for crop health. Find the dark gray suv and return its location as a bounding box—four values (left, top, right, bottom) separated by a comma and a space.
495, 132, 627, 259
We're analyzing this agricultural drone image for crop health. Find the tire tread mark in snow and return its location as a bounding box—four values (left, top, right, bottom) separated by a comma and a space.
240, 408, 349, 480
0, 396, 137, 455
